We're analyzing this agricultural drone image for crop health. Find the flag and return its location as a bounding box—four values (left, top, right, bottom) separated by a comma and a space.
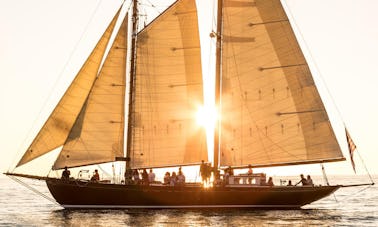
345, 128, 357, 173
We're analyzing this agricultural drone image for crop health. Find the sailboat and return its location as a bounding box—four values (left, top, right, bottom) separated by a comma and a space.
6, 0, 373, 209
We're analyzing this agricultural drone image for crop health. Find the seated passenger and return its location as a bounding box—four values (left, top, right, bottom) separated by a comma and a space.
61, 166, 70, 180
163, 172, 170, 185
295, 174, 308, 186
90, 169, 100, 182
307, 175, 314, 186
267, 177, 274, 186
287, 180, 293, 186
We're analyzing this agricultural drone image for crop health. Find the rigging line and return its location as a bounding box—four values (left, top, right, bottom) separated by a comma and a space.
337, 184, 374, 204
7, 175, 59, 205
355, 148, 375, 183
8, 0, 106, 173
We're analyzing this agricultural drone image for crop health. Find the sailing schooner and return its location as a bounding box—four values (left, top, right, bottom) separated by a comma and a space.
5, 0, 374, 209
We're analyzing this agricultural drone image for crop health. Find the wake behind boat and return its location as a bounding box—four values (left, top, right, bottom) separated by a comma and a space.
5, 0, 374, 208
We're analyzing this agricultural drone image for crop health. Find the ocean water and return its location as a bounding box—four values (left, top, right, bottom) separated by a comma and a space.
0, 175, 377, 226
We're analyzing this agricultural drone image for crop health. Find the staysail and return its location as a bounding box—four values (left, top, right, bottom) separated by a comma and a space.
219, 0, 345, 167
53, 13, 128, 169
129, 0, 208, 168
17, 9, 122, 167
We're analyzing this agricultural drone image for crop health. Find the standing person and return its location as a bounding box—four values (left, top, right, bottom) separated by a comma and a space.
133, 169, 140, 184
142, 169, 149, 185
177, 169, 185, 186
91, 169, 100, 182
205, 163, 212, 184
295, 174, 308, 186
61, 166, 70, 180
170, 172, 177, 186
148, 169, 155, 183
247, 164, 253, 184
200, 160, 206, 183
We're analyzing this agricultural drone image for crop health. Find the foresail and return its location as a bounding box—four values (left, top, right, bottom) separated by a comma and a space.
16, 9, 121, 167
53, 13, 128, 169
219, 0, 344, 167
130, 0, 207, 168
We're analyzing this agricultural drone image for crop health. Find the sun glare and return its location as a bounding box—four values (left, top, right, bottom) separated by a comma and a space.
196, 106, 217, 129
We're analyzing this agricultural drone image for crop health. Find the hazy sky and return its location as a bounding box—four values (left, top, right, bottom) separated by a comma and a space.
0, 0, 377, 177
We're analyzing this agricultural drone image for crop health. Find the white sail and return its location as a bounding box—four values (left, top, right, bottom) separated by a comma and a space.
219, 0, 345, 167
129, 0, 208, 168
53, 13, 128, 169
17, 9, 122, 167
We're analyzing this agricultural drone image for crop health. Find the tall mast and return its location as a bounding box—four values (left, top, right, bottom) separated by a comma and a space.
126, 0, 139, 170
213, 0, 223, 169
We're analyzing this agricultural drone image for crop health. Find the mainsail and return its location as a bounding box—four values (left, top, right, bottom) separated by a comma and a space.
219, 0, 345, 167
17, 9, 122, 168
129, 0, 208, 168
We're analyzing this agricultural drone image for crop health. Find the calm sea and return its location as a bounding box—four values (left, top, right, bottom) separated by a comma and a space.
0, 174, 377, 226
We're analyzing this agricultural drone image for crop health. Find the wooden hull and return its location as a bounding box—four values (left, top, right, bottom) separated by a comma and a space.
46, 179, 340, 209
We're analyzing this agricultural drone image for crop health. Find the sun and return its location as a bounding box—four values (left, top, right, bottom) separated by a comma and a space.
196, 106, 217, 130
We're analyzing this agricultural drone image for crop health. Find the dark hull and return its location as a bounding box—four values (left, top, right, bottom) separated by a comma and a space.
46, 179, 340, 209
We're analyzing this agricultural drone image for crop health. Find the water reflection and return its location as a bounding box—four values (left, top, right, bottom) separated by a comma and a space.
48, 208, 349, 226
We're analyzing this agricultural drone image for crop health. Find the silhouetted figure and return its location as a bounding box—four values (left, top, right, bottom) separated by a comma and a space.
133, 169, 140, 184
177, 169, 185, 186
124, 168, 133, 184
247, 164, 253, 184
307, 175, 314, 186
61, 166, 70, 180
148, 169, 155, 183
164, 172, 170, 185
200, 160, 206, 183
267, 177, 274, 186
170, 172, 177, 186
142, 169, 148, 185
287, 180, 293, 186
91, 169, 100, 182
295, 174, 308, 186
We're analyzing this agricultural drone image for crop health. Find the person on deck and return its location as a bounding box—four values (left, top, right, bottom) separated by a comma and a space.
267, 177, 274, 186
61, 166, 70, 180
133, 169, 140, 184
247, 164, 253, 184
148, 169, 155, 183
163, 172, 170, 185
142, 169, 148, 185
295, 174, 308, 186
307, 175, 314, 186
287, 180, 293, 186
200, 160, 206, 183
177, 169, 185, 186
90, 169, 100, 182
170, 172, 177, 186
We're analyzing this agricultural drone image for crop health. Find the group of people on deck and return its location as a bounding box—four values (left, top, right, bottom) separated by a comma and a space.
61, 164, 314, 187
294, 174, 314, 186
61, 166, 100, 182
130, 167, 186, 186
163, 167, 186, 186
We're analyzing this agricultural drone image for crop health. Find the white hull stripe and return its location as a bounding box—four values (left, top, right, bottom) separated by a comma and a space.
62, 204, 302, 209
